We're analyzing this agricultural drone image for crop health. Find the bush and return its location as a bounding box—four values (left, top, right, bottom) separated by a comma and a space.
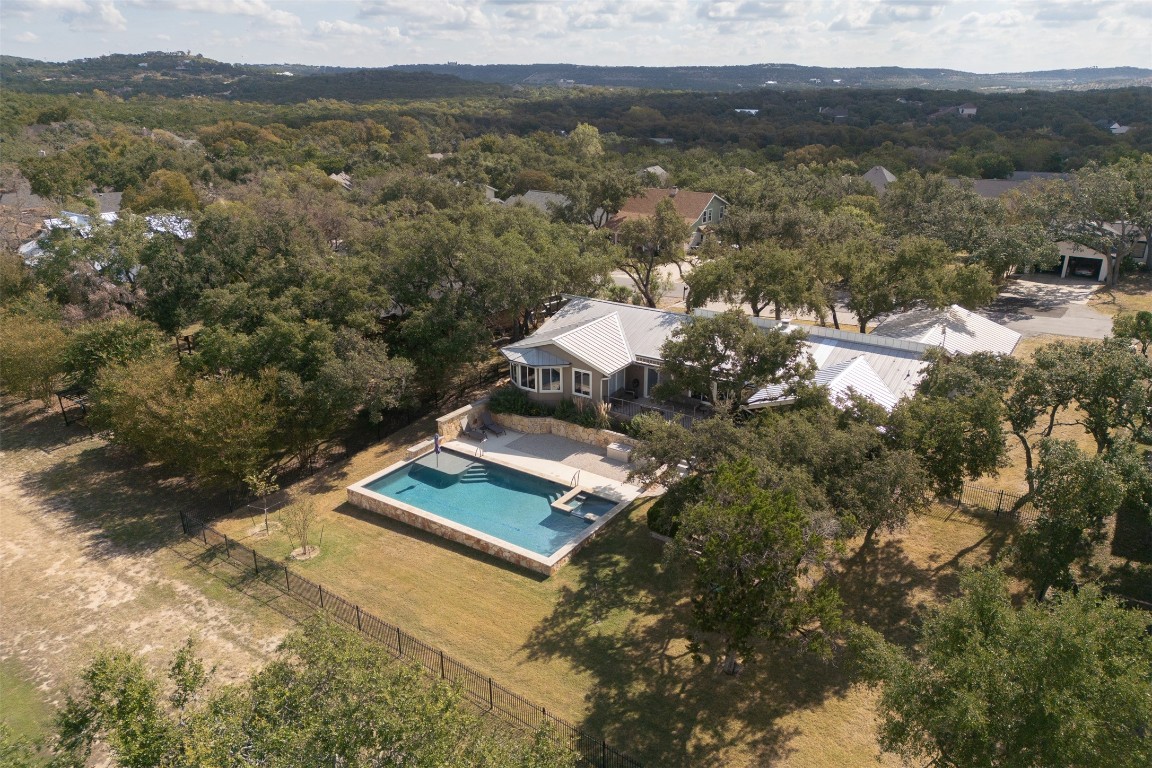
487, 384, 546, 416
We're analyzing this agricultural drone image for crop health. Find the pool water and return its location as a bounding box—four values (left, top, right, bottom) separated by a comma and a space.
363, 451, 617, 557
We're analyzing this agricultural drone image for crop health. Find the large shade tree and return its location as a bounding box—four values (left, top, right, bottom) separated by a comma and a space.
852, 567, 1152, 768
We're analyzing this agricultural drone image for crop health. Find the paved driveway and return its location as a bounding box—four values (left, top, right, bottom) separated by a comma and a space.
981, 274, 1114, 339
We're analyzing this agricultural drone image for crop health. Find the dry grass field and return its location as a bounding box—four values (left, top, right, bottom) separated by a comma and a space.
1088, 269, 1152, 316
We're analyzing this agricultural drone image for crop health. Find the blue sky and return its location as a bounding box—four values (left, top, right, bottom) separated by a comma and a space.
2, 1, 1149, 71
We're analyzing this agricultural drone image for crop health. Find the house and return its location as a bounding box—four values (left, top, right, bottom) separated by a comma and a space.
499, 296, 1020, 416
504, 189, 570, 213
19, 210, 194, 266
945, 171, 1070, 199
818, 106, 850, 123
929, 103, 977, 120
608, 188, 728, 248
649, 137, 675, 145
1056, 241, 1111, 282
1110, 122, 1131, 135
640, 165, 670, 185
862, 165, 897, 195
328, 172, 352, 190
734, 108, 760, 116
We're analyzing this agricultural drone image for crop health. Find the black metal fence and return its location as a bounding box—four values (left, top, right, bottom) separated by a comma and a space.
948, 483, 1039, 524
178, 510, 640, 768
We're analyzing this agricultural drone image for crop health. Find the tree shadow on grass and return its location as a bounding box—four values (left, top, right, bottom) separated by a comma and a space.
1110, 503, 1152, 563
522, 509, 848, 767
16, 434, 227, 559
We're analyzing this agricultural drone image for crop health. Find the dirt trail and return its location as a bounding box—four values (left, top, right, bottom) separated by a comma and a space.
0, 411, 292, 713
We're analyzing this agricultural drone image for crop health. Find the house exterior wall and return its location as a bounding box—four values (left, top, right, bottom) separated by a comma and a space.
509, 343, 612, 404
691, 196, 726, 229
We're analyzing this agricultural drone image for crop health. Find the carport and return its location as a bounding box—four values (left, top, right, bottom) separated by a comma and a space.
1057, 242, 1108, 283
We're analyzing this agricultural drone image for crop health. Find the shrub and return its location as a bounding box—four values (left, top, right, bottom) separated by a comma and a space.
487, 384, 545, 416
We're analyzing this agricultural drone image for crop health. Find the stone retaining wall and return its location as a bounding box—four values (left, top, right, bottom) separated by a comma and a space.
348, 486, 559, 576
493, 413, 637, 450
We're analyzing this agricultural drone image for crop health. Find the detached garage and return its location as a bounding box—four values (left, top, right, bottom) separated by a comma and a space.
1057, 241, 1109, 282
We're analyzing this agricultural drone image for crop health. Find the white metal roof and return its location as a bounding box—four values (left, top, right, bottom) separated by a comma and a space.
748, 356, 900, 411
517, 296, 687, 364
871, 304, 1021, 356
500, 347, 571, 367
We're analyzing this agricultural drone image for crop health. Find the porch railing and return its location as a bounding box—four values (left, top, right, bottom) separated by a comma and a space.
608, 397, 705, 428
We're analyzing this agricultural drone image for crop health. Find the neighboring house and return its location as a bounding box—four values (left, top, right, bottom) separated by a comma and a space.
19, 210, 194, 266
1056, 241, 1111, 282
734, 108, 760, 116
640, 165, 670, 185
499, 296, 1020, 415
862, 165, 897, 195
945, 171, 1070, 199
929, 103, 977, 119
649, 137, 675, 145
504, 189, 570, 213
328, 172, 352, 190
608, 187, 728, 247
1110, 122, 1131, 135
818, 106, 850, 123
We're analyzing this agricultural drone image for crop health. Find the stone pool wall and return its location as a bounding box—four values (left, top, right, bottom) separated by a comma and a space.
348, 485, 557, 576
436, 398, 637, 452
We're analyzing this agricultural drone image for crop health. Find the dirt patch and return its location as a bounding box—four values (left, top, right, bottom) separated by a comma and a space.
0, 401, 293, 717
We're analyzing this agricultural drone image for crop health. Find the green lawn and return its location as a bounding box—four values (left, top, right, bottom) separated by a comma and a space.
1, 396, 1075, 767
211, 429, 1014, 768
0, 658, 52, 748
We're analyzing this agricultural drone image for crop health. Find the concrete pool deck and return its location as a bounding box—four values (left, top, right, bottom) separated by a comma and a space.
347, 430, 650, 576
444, 429, 643, 501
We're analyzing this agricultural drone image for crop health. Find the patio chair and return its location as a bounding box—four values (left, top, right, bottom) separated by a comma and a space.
460, 420, 488, 442
478, 411, 506, 436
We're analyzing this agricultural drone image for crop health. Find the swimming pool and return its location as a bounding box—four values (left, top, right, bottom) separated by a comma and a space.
347, 449, 626, 575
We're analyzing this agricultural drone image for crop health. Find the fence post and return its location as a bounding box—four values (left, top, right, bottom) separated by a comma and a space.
179, 510, 187, 535
201, 525, 208, 545
488, 677, 494, 710
252, 548, 258, 575
285, 568, 291, 593
224, 535, 230, 559
996, 490, 1005, 516
318, 585, 324, 609
355, 605, 362, 631
602, 741, 608, 767
396, 627, 403, 655
439, 649, 445, 679
956, 485, 964, 508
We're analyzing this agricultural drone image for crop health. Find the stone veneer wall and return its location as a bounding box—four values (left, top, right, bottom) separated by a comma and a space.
493, 413, 637, 450
349, 486, 562, 576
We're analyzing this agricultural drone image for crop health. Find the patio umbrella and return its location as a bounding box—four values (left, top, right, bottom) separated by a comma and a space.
433, 433, 442, 466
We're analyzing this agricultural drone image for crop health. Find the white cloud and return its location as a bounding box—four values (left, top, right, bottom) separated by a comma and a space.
960, 9, 1025, 28
1032, 0, 1114, 23
126, 0, 301, 27
359, 0, 490, 32
314, 19, 384, 37
13, 30, 41, 42
1, 0, 125, 29
868, 1, 948, 24
696, 1, 799, 21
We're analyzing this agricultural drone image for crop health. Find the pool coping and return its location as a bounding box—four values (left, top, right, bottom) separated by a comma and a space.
346, 447, 636, 576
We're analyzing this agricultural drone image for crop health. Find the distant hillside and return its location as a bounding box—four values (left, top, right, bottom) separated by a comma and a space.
0, 52, 503, 102
389, 63, 1152, 92
3, 53, 1148, 102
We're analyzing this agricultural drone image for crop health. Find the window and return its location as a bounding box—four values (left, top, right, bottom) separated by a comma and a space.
573, 369, 592, 398
539, 367, 562, 392
701, 208, 713, 224
510, 363, 535, 390
511, 363, 562, 392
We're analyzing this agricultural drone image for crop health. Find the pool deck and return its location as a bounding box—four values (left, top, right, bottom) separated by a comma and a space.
445, 429, 644, 503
